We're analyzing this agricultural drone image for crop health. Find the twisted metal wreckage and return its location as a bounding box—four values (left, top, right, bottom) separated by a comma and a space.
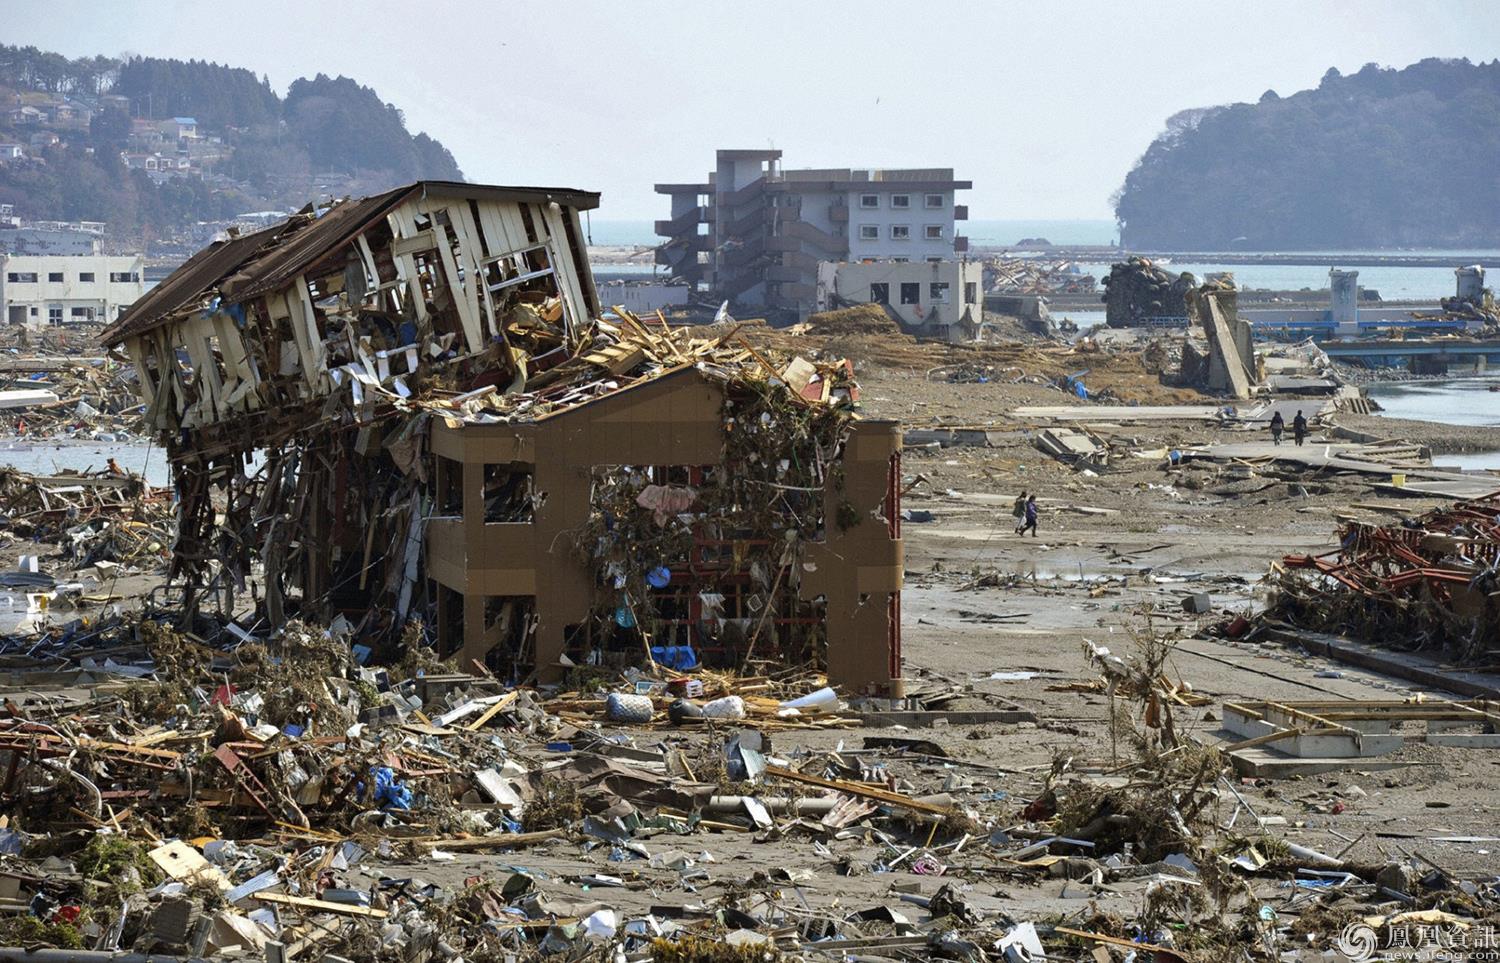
1274, 493, 1500, 663
100, 181, 904, 693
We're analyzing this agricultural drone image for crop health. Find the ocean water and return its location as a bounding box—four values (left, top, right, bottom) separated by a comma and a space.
1367, 377, 1500, 473
582, 219, 657, 246
1365, 377, 1500, 428
584, 218, 1121, 248
965, 219, 1117, 247
0, 439, 171, 486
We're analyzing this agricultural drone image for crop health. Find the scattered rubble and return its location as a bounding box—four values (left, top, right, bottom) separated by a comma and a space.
1273, 494, 1500, 664
982, 258, 1097, 296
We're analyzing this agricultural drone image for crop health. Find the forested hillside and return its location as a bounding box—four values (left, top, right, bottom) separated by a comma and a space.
0, 45, 463, 239
1114, 58, 1500, 250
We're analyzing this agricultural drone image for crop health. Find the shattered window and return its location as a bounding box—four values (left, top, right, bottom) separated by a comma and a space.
483, 464, 537, 522
930, 282, 950, 303
900, 283, 920, 305
870, 283, 889, 304
965, 281, 978, 304
890, 225, 910, 240
436, 455, 463, 516
6, 272, 36, 283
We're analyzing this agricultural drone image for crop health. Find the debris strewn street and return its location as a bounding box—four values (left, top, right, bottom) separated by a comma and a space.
0, 187, 1493, 963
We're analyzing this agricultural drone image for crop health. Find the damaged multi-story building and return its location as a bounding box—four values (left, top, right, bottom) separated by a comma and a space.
656, 149, 972, 321
102, 180, 904, 695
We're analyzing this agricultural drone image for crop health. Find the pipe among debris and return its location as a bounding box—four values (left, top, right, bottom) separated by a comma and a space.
0, 950, 207, 963
707, 796, 838, 814
706, 793, 954, 815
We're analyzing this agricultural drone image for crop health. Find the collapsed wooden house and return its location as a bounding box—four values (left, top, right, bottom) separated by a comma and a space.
101, 181, 904, 694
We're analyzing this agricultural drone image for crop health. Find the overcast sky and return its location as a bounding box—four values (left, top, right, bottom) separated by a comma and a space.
4, 0, 1495, 221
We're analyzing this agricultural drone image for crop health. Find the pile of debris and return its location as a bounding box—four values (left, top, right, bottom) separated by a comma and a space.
1436, 280, 1500, 333
1101, 257, 1197, 327
0, 465, 172, 581
0, 600, 1496, 960
1273, 494, 1500, 663
982, 258, 1097, 295
0, 357, 145, 442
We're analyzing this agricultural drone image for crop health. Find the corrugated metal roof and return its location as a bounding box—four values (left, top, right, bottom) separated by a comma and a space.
101, 181, 601, 346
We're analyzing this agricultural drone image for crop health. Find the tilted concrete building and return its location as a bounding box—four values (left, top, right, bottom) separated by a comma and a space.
99, 180, 904, 695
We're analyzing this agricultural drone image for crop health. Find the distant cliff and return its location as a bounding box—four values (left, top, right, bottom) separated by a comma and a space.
0, 46, 463, 238
1114, 58, 1500, 250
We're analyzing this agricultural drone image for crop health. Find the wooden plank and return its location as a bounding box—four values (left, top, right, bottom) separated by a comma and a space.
1224, 727, 1303, 752
1054, 926, 1188, 960
413, 828, 566, 851
385, 205, 429, 325
538, 204, 588, 336
763, 765, 952, 816
451, 201, 500, 342
254, 892, 388, 919
465, 691, 519, 732
389, 230, 437, 258
419, 202, 484, 352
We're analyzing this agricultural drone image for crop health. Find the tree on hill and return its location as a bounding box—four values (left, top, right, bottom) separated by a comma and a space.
284, 75, 462, 181
114, 56, 280, 128
1114, 57, 1500, 249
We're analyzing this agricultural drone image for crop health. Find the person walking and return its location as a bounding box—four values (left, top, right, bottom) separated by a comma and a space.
1269, 410, 1284, 446
1292, 410, 1308, 447
1012, 490, 1028, 534
1019, 494, 1039, 537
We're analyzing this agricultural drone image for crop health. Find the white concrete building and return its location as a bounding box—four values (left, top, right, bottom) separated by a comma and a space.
815, 259, 984, 340
0, 255, 146, 328
657, 149, 970, 318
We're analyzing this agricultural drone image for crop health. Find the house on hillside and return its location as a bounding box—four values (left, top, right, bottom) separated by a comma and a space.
128, 119, 165, 149
45, 101, 90, 126
0, 145, 24, 163
161, 117, 198, 141
27, 132, 60, 151
5, 106, 43, 126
